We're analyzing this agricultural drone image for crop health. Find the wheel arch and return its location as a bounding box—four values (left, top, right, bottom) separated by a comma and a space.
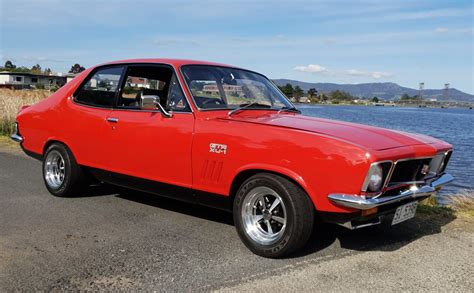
229, 166, 317, 210
42, 139, 73, 156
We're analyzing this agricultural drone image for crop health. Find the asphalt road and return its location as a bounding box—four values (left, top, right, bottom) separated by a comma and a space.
0, 147, 472, 291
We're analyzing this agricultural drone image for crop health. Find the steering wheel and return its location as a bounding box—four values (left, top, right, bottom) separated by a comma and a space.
202, 98, 225, 106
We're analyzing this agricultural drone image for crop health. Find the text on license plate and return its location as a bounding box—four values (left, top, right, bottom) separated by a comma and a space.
392, 201, 418, 225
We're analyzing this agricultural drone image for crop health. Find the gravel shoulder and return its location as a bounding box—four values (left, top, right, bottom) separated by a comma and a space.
0, 142, 473, 291
217, 218, 474, 292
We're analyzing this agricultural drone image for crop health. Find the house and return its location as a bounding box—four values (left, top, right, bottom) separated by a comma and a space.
203, 84, 243, 95
66, 73, 78, 83
0, 71, 67, 89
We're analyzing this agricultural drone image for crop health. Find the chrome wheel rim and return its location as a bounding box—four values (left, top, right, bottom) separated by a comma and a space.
44, 150, 66, 189
241, 186, 287, 245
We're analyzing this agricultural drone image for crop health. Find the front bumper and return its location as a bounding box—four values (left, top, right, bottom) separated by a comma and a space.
328, 173, 454, 210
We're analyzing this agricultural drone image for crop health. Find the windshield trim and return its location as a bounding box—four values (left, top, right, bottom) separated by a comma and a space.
178, 64, 297, 112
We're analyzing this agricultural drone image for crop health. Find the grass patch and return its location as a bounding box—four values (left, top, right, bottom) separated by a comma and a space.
419, 190, 474, 219
0, 89, 49, 136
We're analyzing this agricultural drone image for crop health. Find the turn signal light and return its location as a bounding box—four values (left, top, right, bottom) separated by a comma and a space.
362, 207, 378, 216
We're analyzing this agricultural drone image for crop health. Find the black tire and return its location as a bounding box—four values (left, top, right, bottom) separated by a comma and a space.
233, 173, 314, 258
42, 143, 88, 197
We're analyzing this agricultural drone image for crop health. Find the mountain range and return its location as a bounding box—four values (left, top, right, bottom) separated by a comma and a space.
272, 79, 474, 103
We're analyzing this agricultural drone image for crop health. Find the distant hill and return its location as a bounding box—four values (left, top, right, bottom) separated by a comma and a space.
272, 79, 474, 103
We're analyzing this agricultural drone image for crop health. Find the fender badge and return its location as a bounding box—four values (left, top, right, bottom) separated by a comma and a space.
210, 143, 227, 155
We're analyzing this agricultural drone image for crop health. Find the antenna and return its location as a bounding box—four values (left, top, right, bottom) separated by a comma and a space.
419, 82, 424, 100
444, 83, 449, 101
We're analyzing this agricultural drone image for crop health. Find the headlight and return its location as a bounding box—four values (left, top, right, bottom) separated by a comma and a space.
362, 163, 390, 193
429, 153, 445, 175
367, 165, 383, 192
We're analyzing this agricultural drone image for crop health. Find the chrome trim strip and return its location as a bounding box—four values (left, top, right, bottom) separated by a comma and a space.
328, 173, 454, 210
10, 133, 24, 143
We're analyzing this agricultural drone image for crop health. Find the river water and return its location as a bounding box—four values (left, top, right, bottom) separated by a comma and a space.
298, 104, 473, 202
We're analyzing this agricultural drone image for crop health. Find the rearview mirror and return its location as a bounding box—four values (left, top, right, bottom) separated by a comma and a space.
140, 94, 173, 118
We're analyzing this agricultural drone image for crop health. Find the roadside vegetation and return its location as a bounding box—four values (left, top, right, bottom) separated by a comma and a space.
419, 190, 474, 219
0, 89, 50, 136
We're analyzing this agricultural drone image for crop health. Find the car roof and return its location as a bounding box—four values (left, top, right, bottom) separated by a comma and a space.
99, 58, 239, 69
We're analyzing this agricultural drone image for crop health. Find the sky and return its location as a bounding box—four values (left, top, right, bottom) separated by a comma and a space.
1, 0, 473, 93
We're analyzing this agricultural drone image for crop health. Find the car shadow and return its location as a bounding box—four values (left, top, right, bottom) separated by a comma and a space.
293, 209, 457, 258
114, 188, 235, 226
78, 184, 457, 257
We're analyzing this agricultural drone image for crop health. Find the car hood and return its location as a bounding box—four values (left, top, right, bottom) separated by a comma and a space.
226, 113, 442, 151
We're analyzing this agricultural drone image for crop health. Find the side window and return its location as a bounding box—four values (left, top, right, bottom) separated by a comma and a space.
118, 66, 171, 109
118, 66, 190, 112
167, 74, 190, 112
75, 66, 124, 107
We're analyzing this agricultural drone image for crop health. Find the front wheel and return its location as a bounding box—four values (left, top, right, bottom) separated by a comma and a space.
233, 173, 314, 258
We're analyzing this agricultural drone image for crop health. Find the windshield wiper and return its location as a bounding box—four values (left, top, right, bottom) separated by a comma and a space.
228, 102, 272, 116
278, 106, 301, 114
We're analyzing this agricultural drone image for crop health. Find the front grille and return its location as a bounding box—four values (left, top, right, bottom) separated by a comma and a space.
388, 158, 431, 185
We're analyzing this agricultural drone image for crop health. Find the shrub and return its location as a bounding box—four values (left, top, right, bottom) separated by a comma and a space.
0, 89, 49, 136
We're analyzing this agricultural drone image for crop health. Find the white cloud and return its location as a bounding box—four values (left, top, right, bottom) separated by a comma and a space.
434, 27, 449, 33
387, 8, 471, 21
293, 64, 328, 73
345, 69, 393, 79
21, 56, 64, 63
294, 65, 393, 79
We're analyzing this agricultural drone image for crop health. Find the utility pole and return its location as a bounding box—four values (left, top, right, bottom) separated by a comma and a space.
419, 82, 424, 100
444, 83, 449, 101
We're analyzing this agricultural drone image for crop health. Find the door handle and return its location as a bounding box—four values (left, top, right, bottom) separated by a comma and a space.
106, 117, 119, 123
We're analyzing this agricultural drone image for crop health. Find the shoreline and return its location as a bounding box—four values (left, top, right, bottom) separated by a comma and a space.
296, 102, 474, 109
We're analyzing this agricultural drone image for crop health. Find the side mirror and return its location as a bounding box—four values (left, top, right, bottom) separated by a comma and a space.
140, 94, 173, 118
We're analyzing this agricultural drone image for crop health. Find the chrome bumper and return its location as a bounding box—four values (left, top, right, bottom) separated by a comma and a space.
328, 173, 454, 210
10, 122, 23, 143
10, 133, 24, 143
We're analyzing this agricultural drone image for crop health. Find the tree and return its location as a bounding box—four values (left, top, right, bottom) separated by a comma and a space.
4, 60, 16, 69
371, 96, 379, 103
307, 88, 317, 98
44, 68, 52, 75
69, 63, 85, 74
293, 85, 304, 103
31, 64, 42, 74
280, 83, 294, 99
320, 93, 329, 103
11, 66, 31, 73
330, 90, 353, 101
307, 88, 319, 103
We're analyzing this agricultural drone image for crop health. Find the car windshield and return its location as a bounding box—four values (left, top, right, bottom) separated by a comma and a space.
181, 65, 294, 110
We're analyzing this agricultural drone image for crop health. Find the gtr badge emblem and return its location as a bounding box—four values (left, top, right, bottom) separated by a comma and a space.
210, 143, 227, 155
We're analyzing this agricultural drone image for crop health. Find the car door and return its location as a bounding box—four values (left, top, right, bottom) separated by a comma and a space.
101, 64, 195, 192
67, 65, 125, 169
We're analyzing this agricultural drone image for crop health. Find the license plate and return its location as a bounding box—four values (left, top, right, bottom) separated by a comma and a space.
392, 201, 418, 225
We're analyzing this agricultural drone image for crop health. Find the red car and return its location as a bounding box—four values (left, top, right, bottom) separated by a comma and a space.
11, 59, 454, 258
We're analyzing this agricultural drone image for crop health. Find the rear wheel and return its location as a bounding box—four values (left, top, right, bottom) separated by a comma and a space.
233, 173, 314, 258
43, 143, 88, 197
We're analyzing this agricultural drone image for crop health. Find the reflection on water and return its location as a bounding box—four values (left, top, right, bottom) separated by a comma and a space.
298, 105, 474, 202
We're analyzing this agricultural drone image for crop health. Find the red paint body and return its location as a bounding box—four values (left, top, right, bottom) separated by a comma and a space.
15, 59, 452, 214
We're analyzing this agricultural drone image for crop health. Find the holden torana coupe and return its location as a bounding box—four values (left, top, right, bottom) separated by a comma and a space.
11, 59, 454, 258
